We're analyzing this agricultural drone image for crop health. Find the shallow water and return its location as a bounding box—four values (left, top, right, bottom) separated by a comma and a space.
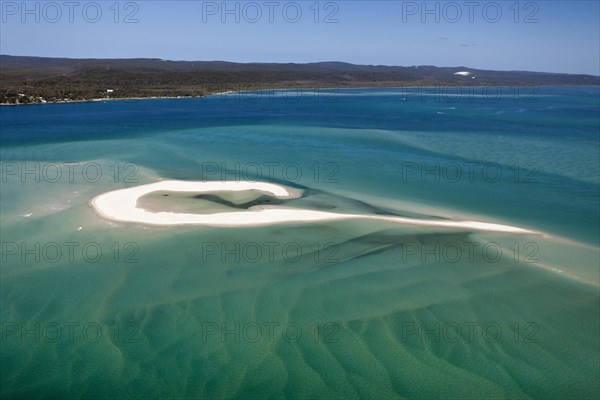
1, 87, 599, 398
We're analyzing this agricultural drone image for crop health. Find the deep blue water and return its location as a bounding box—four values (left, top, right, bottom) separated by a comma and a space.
1, 87, 599, 144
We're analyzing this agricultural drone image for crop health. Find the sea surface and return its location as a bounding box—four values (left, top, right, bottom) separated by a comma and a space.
1, 87, 599, 399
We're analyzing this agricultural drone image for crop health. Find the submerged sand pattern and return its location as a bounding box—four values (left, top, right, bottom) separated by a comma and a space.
90, 180, 538, 234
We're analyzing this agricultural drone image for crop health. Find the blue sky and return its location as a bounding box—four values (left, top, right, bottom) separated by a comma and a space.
1, 0, 599, 74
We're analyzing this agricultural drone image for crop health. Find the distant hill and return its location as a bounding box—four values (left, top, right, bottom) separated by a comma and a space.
1, 55, 598, 104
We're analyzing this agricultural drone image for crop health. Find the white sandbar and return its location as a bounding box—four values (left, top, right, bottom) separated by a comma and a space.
90, 180, 536, 234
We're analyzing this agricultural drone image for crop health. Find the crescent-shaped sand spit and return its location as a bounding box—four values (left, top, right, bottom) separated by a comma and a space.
90, 180, 537, 234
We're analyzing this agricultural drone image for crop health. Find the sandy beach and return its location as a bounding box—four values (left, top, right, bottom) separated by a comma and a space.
90, 180, 537, 233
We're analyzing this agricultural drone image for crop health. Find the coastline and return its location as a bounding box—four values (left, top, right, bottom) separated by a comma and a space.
3, 84, 598, 106
0, 91, 240, 106
0, 94, 206, 106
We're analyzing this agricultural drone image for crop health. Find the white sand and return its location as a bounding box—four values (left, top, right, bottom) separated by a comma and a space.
90, 180, 536, 234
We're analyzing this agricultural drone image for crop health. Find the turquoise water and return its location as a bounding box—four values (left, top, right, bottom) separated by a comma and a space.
1, 87, 599, 398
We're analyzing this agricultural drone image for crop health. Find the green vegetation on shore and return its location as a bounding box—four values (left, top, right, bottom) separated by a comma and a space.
2, 55, 598, 105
